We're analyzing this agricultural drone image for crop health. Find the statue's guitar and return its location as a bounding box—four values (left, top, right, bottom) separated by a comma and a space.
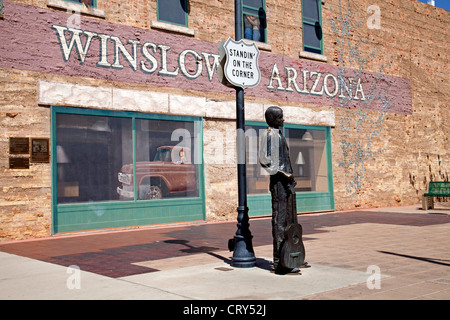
280, 183, 305, 269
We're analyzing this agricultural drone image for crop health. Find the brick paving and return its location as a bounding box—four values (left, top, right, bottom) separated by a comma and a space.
298, 221, 450, 299
0, 206, 449, 299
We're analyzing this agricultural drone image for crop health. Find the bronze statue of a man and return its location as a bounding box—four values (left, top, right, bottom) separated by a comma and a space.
259, 106, 306, 274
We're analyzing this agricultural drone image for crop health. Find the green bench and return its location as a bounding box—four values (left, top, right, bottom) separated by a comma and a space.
422, 181, 450, 210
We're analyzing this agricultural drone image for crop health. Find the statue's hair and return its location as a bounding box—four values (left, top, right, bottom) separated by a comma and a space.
264, 106, 283, 126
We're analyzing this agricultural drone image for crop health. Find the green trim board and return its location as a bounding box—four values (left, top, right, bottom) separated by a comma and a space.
54, 198, 205, 233
51, 106, 205, 234
248, 192, 334, 217
245, 121, 334, 217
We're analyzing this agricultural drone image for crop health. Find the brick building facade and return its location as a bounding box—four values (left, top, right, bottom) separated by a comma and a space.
0, 0, 448, 240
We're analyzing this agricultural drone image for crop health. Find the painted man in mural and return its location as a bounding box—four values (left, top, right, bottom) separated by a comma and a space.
259, 106, 306, 274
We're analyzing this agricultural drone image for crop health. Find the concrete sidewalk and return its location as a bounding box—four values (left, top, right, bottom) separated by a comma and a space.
0, 249, 373, 300
0, 205, 449, 300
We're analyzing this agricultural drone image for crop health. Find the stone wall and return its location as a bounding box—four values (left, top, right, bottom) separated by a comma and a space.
327, 0, 449, 209
0, 69, 51, 240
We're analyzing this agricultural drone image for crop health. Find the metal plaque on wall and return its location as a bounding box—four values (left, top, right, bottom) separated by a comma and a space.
31, 138, 50, 163
9, 157, 30, 169
9, 137, 30, 155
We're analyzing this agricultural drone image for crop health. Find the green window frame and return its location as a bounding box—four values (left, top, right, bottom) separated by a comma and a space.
302, 0, 323, 55
65, 0, 97, 7
157, 0, 189, 27
51, 106, 205, 234
245, 121, 334, 217
242, 0, 267, 43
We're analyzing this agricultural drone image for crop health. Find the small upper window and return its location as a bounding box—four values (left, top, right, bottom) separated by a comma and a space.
302, 0, 323, 54
157, 0, 189, 27
242, 0, 267, 43
66, 0, 96, 7
48, 0, 104, 19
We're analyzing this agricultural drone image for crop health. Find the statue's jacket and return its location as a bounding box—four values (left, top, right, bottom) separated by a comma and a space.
259, 127, 293, 178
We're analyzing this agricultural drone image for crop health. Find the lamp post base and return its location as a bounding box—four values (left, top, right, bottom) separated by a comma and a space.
231, 234, 256, 268
229, 205, 256, 268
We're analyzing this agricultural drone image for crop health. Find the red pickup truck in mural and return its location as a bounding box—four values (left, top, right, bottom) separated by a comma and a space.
117, 146, 196, 200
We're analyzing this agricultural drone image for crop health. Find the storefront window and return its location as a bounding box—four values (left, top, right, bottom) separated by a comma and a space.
134, 118, 200, 200
52, 107, 205, 233
55, 111, 201, 204
246, 122, 333, 216
56, 113, 133, 204
284, 128, 328, 192
245, 124, 329, 194
246, 124, 270, 194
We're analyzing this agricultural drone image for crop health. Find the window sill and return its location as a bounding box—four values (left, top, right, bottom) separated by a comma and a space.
47, 0, 105, 19
299, 51, 328, 63
151, 20, 195, 37
242, 39, 272, 52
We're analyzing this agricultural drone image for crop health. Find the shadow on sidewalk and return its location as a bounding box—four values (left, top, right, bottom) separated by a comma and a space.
163, 239, 273, 271
378, 250, 450, 267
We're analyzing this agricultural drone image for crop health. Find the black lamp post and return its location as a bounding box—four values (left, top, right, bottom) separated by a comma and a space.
229, 0, 256, 268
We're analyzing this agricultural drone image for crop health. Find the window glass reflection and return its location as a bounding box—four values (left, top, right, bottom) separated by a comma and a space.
285, 128, 328, 192
246, 125, 270, 194
56, 114, 133, 204
56, 113, 201, 204
134, 118, 199, 200
246, 125, 329, 195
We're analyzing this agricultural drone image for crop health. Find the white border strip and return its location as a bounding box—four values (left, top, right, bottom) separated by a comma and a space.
38, 80, 335, 126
